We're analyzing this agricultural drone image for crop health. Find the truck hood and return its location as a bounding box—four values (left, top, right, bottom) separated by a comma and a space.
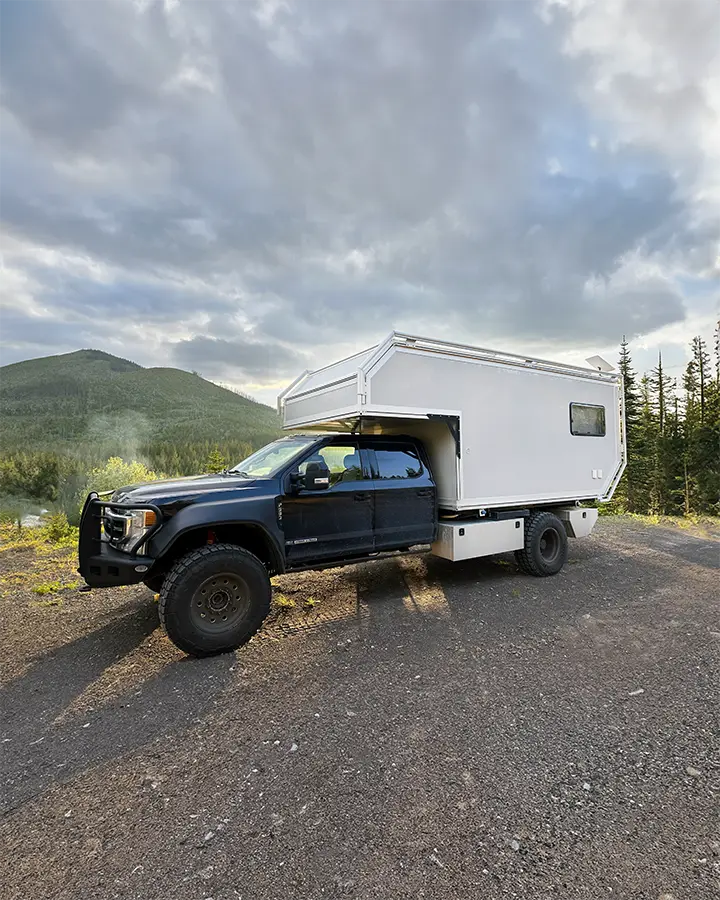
111, 473, 262, 511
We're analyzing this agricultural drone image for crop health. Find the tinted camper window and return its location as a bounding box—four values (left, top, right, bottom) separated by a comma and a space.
570, 403, 606, 437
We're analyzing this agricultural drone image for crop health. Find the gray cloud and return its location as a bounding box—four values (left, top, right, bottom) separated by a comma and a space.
172, 335, 305, 381
1, 0, 718, 387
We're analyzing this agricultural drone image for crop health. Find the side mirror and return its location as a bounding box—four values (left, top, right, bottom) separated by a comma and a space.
304, 461, 331, 491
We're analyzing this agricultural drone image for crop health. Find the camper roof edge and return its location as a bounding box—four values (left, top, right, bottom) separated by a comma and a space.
280, 332, 619, 411
387, 332, 619, 381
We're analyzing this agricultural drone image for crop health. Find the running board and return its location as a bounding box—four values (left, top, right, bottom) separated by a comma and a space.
285, 545, 431, 574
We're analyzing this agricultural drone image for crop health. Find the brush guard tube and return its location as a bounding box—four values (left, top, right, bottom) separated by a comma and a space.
78, 492, 162, 588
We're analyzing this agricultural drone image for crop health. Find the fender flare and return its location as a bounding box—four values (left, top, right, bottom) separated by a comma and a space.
149, 505, 285, 573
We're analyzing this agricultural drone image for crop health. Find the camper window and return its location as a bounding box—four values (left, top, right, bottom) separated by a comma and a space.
570, 403, 606, 437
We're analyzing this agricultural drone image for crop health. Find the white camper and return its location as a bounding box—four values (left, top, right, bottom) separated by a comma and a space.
279, 332, 625, 563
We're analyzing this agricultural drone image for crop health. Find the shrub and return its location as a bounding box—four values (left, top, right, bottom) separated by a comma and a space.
43, 512, 73, 542
87, 457, 162, 494
58, 457, 165, 523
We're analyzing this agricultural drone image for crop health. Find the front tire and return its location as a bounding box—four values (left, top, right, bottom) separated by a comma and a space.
515, 511, 568, 577
159, 543, 271, 657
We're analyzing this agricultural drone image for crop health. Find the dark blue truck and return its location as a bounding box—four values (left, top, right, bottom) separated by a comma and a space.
78, 433, 445, 655
79, 432, 570, 656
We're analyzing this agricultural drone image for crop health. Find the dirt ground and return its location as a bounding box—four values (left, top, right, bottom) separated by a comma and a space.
1, 516, 718, 900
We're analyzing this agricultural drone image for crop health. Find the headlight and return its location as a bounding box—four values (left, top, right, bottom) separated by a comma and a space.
125, 508, 157, 552
106, 508, 158, 552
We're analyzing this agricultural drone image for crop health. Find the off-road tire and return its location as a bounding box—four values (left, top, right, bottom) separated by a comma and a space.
515, 511, 568, 577
159, 543, 271, 657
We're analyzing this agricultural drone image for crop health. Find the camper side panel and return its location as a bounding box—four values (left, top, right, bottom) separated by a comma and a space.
367, 348, 621, 508
283, 381, 359, 428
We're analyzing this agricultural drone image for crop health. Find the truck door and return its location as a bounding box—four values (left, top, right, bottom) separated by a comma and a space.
367, 440, 436, 550
282, 441, 374, 563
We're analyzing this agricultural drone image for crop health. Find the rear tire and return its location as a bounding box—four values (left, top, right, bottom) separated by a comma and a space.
515, 511, 568, 577
159, 543, 271, 657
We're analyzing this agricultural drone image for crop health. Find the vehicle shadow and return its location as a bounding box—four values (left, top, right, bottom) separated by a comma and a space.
348, 523, 718, 651
0, 598, 233, 814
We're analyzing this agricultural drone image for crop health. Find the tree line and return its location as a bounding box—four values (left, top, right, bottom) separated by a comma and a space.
616, 329, 719, 516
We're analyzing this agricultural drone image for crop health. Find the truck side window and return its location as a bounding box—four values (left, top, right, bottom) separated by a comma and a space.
570, 403, 606, 436
374, 446, 423, 480
298, 445, 364, 486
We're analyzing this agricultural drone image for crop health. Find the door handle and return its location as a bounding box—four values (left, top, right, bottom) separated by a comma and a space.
354, 492, 371, 501
416, 488, 433, 497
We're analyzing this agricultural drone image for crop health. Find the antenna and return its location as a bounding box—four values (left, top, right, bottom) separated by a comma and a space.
585, 355, 614, 373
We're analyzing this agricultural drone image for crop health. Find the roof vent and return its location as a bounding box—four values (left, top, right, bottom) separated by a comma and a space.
585, 355, 614, 373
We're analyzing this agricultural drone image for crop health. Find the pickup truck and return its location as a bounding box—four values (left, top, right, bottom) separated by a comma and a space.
78, 432, 572, 656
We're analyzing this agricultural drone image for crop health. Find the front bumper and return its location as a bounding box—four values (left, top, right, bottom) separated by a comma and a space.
78, 493, 161, 588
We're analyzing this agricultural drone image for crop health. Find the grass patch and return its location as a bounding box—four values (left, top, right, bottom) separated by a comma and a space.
621, 513, 720, 537
303, 596, 319, 609
32, 597, 63, 608
0, 516, 79, 554
33, 580, 63, 595
0, 519, 80, 599
274, 593, 296, 609
32, 579, 80, 596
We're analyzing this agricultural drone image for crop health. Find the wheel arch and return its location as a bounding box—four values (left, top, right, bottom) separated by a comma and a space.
151, 521, 284, 577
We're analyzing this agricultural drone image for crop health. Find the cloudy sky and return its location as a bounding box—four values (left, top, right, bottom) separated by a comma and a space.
1, 0, 718, 405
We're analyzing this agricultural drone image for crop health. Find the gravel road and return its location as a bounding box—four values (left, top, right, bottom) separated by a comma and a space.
1, 517, 718, 900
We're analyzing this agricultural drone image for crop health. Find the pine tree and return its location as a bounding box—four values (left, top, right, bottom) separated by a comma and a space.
659, 378, 685, 514
617, 336, 642, 511
633, 375, 657, 512
643, 353, 676, 512
618, 336, 641, 431
650, 352, 673, 435
686, 333, 720, 514
683, 356, 698, 415
205, 447, 227, 474
691, 336, 712, 422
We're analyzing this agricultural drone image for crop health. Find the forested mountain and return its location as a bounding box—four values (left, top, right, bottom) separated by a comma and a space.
0, 349, 282, 472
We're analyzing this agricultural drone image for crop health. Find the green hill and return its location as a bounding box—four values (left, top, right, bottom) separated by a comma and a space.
0, 349, 282, 459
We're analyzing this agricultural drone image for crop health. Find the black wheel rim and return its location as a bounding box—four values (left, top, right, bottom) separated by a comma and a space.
190, 572, 250, 634
538, 527, 560, 563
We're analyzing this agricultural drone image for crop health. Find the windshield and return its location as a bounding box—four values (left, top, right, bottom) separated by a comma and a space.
229, 437, 318, 478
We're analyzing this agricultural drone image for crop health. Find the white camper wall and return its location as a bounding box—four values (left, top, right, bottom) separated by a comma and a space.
366, 347, 621, 509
